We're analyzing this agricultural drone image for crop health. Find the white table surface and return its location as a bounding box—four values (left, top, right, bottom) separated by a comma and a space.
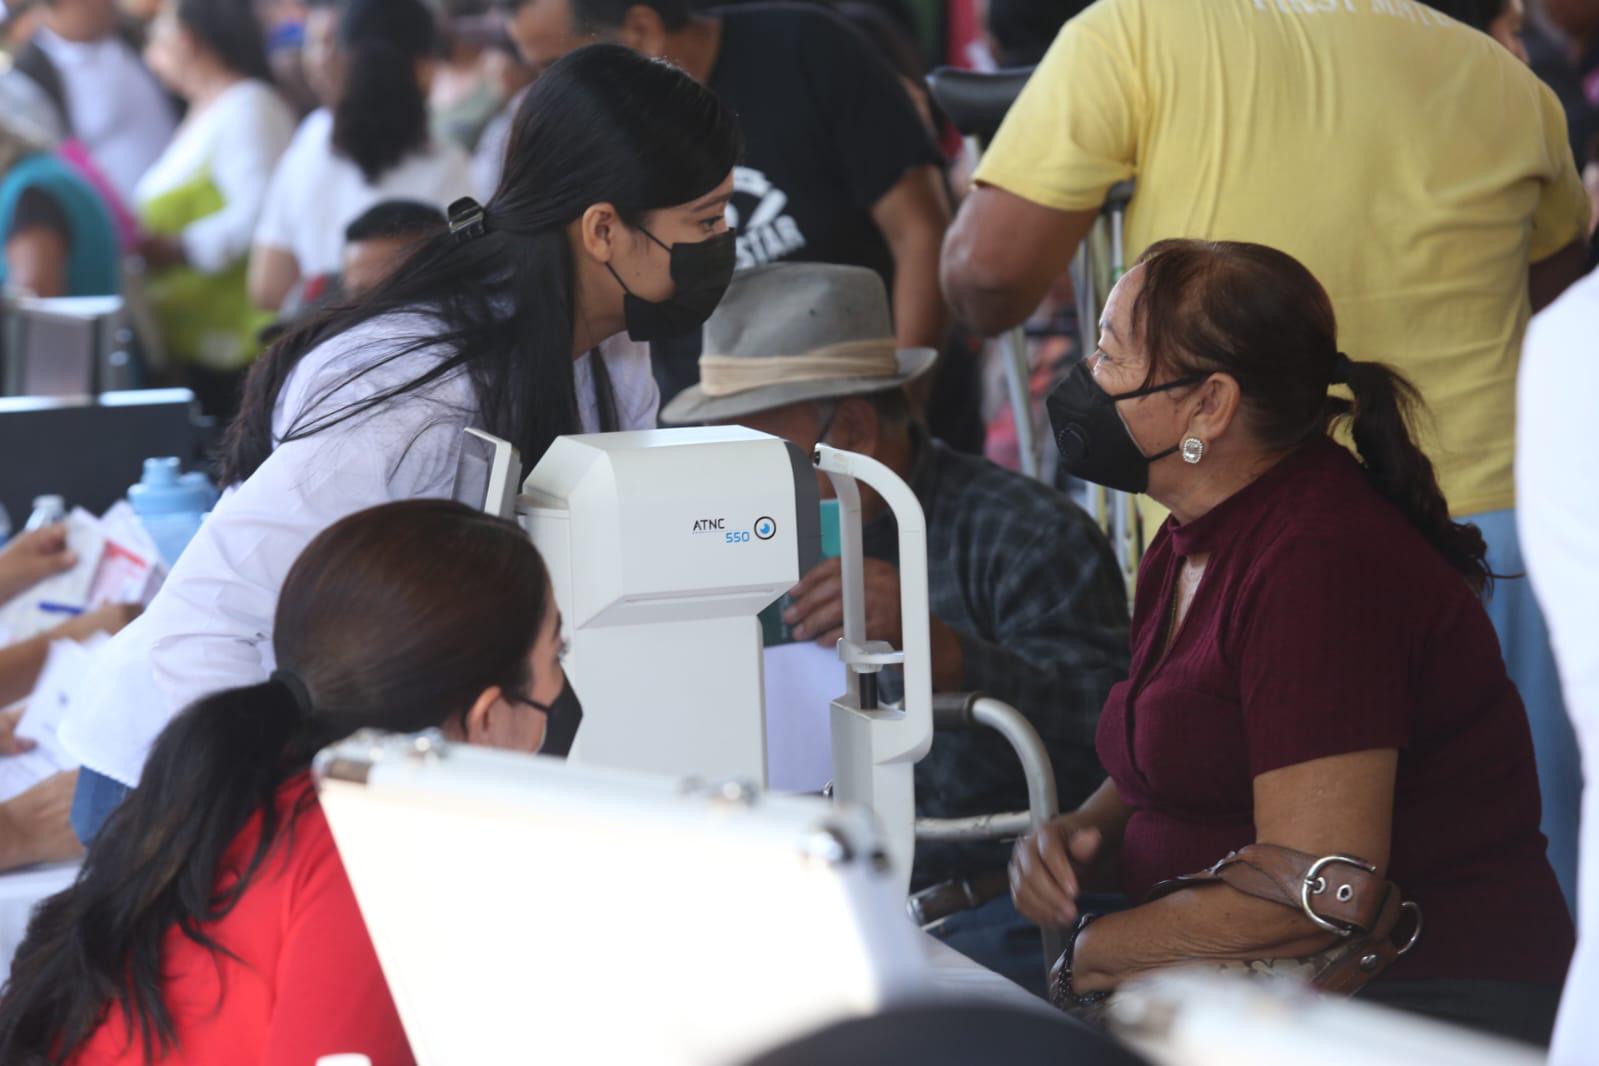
920, 933, 1055, 1014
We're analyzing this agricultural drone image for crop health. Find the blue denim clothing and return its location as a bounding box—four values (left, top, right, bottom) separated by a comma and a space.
71, 766, 132, 846
1474, 507, 1582, 912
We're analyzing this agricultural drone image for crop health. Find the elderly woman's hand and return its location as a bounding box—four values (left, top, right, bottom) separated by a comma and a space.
1010, 815, 1103, 929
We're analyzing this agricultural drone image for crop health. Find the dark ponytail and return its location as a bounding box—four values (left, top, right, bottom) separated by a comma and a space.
0, 501, 552, 1064
0, 684, 305, 1064
332, 0, 436, 184
1329, 360, 1492, 593
1132, 239, 1491, 593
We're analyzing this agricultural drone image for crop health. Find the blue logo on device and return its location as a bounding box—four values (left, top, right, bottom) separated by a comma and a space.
754, 517, 777, 541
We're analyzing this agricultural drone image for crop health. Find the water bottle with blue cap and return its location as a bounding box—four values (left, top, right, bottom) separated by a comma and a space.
129, 458, 218, 569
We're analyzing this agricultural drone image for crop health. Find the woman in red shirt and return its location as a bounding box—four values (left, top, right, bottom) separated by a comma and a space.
0, 499, 575, 1065
1014, 239, 1571, 1044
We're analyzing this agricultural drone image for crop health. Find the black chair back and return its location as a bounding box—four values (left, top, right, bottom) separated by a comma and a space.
925, 66, 1035, 144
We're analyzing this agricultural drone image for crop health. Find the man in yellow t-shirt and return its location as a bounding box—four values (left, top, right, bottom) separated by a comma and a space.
940, 0, 1590, 908
946, 0, 1587, 517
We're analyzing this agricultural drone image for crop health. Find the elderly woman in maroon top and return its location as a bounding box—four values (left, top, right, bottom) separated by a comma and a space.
1014, 239, 1571, 1045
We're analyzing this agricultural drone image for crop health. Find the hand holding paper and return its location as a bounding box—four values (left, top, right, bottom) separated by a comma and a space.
0, 507, 160, 647
0, 527, 79, 605
0, 636, 110, 806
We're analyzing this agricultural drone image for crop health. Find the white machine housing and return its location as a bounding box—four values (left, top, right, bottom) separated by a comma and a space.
520, 427, 819, 785
814, 444, 934, 893
314, 732, 932, 1066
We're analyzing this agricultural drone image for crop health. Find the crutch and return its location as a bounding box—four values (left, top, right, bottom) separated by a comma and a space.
1072, 180, 1142, 598
927, 67, 1147, 592
925, 68, 1041, 478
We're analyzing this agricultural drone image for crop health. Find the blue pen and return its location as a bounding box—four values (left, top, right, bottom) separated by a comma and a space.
37, 602, 85, 617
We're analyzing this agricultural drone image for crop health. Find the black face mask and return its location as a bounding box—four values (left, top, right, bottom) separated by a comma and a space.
606, 226, 736, 343
535, 676, 584, 759
1046, 359, 1204, 494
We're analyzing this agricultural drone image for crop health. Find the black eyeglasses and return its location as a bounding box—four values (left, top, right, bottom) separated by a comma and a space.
815, 401, 842, 445
508, 693, 557, 715
507, 633, 571, 715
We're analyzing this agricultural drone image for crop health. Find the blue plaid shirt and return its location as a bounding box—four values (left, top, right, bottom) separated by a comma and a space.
868, 430, 1131, 887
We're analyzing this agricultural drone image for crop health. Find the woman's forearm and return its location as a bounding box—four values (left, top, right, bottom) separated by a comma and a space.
0, 772, 82, 871
1060, 755, 1401, 990
0, 634, 52, 708
1071, 886, 1338, 993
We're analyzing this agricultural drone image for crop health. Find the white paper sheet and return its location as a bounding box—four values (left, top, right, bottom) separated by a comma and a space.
0, 637, 103, 802
763, 641, 844, 793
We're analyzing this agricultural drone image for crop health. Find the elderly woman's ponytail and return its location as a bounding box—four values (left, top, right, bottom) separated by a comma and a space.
1329, 357, 1491, 594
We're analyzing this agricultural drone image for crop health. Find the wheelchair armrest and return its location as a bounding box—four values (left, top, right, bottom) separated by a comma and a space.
915, 812, 1035, 842
917, 695, 1066, 972
926, 694, 1059, 838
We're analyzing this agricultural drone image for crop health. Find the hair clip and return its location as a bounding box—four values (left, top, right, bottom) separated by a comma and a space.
447, 197, 488, 243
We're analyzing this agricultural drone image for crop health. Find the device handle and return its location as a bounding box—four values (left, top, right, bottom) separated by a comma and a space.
813, 444, 933, 766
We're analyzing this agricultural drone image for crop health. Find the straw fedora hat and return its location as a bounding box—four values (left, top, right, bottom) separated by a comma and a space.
659, 262, 936, 424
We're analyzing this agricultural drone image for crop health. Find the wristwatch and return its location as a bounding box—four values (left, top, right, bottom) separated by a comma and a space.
1049, 913, 1112, 1011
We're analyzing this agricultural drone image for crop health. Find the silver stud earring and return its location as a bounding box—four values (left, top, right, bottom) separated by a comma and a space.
1181, 437, 1206, 464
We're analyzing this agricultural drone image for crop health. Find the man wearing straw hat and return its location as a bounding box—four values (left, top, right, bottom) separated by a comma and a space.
663, 262, 1129, 987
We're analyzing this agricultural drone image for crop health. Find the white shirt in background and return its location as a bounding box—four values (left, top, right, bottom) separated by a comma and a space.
1517, 270, 1599, 1066
32, 27, 177, 204
254, 108, 472, 278
471, 84, 529, 203
134, 79, 295, 274
61, 320, 658, 788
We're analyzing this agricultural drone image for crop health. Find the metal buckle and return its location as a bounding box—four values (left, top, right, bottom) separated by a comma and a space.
1298, 854, 1376, 936
1396, 901, 1423, 956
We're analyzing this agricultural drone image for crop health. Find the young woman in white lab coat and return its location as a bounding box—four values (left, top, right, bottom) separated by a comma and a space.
64, 43, 741, 834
